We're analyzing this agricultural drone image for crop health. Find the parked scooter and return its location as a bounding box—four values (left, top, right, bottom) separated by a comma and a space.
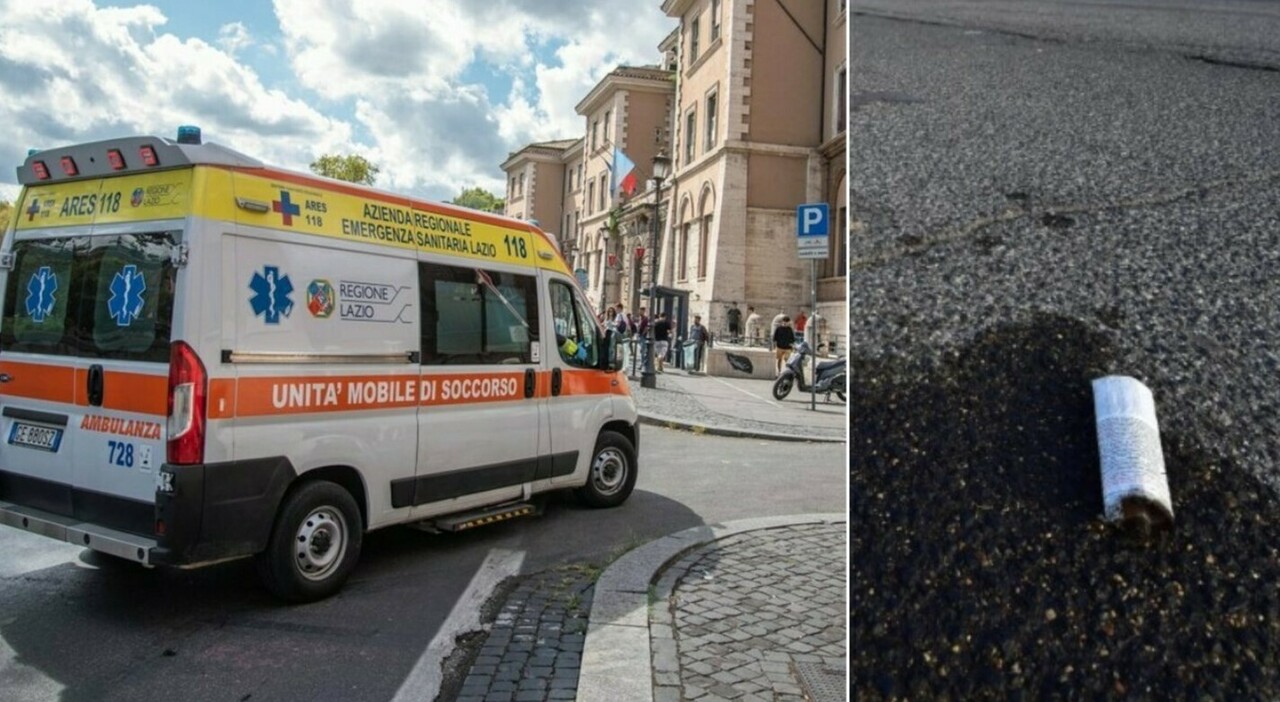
772, 339, 846, 402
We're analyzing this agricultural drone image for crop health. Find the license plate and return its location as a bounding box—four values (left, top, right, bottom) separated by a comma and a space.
8, 422, 63, 452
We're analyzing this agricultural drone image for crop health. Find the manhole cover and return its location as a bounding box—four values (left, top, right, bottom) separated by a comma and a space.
794, 661, 846, 702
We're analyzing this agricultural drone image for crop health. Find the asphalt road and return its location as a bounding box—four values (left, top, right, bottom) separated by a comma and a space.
850, 0, 1280, 489
851, 2, 1280, 697
0, 427, 844, 702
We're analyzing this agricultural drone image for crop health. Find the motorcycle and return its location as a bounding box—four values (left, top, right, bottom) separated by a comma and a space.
772, 339, 846, 402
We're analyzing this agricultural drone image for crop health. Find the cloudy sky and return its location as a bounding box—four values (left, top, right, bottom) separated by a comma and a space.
0, 0, 675, 204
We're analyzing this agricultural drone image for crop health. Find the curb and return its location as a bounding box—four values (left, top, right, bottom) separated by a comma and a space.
637, 411, 846, 443
576, 513, 847, 702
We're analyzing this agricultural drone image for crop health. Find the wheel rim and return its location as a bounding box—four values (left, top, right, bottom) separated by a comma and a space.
591, 447, 628, 496
776, 377, 793, 396
294, 506, 347, 581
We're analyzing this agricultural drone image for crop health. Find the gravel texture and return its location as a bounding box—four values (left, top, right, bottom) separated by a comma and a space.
850, 6, 1280, 699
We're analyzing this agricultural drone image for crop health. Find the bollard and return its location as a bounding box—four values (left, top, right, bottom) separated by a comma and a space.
1092, 376, 1174, 533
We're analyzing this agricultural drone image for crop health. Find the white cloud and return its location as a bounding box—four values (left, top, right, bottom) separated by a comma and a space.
0, 0, 675, 203
0, 0, 360, 193
217, 22, 254, 55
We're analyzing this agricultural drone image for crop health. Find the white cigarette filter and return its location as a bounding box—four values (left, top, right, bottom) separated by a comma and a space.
1092, 376, 1174, 529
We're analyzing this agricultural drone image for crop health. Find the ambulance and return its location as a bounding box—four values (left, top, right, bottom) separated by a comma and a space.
0, 128, 639, 602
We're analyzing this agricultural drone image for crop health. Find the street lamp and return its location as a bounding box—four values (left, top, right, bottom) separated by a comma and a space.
641, 152, 671, 389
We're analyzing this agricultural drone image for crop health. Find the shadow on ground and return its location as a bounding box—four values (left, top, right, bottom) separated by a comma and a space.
851, 314, 1280, 700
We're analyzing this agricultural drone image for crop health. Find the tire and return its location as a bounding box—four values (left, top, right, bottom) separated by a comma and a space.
256, 480, 363, 603
772, 373, 795, 400
575, 430, 638, 508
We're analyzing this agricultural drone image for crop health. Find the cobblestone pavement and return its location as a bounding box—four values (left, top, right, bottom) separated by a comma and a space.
451, 564, 597, 702
650, 524, 847, 701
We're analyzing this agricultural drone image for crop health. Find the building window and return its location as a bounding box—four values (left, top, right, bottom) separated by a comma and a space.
577, 164, 583, 189
711, 0, 721, 41
591, 120, 598, 150
698, 215, 711, 278
824, 206, 848, 278
587, 180, 595, 214
689, 17, 700, 63
603, 110, 611, 144
705, 90, 718, 151
836, 65, 847, 135
679, 222, 691, 280
599, 174, 608, 210
684, 108, 697, 164
518, 173, 525, 196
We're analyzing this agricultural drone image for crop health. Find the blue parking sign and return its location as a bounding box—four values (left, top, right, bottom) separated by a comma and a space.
797, 203, 829, 237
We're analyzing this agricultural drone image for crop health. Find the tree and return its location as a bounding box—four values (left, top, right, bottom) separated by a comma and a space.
309, 154, 380, 186
451, 186, 504, 213
0, 200, 12, 240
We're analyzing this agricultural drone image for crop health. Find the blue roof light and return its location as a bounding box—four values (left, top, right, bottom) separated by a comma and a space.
176, 125, 202, 145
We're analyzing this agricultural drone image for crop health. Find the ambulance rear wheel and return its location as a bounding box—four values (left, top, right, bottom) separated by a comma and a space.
256, 480, 363, 603
576, 431, 637, 508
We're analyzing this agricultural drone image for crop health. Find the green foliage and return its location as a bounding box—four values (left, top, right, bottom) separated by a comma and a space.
0, 199, 12, 240
309, 154, 380, 186
451, 186, 504, 213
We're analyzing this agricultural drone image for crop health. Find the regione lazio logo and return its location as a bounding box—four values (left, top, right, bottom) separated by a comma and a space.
25, 266, 57, 323
107, 264, 147, 327
249, 265, 294, 324
307, 279, 335, 318
272, 190, 300, 226
131, 188, 144, 207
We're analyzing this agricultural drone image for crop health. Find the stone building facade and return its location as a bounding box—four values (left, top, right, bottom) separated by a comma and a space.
501, 0, 847, 347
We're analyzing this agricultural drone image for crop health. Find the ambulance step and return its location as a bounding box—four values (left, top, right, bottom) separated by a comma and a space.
429, 502, 541, 533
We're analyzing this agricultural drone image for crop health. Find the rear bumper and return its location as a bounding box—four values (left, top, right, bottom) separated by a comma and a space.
0, 498, 159, 564
0, 457, 295, 567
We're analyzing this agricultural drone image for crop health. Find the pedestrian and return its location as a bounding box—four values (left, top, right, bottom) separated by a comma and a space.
726, 302, 742, 343
653, 312, 672, 372
770, 310, 787, 344
613, 305, 628, 335
795, 307, 808, 335
772, 316, 796, 376
689, 314, 710, 373
745, 305, 762, 346
805, 309, 824, 351
602, 306, 616, 328
637, 306, 650, 337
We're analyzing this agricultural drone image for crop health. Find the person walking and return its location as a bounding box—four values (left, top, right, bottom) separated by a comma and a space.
726, 302, 742, 343
795, 307, 808, 335
772, 316, 796, 376
689, 315, 710, 373
745, 306, 762, 346
653, 312, 672, 372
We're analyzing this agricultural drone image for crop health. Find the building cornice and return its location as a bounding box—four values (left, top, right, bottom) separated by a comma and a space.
662, 0, 696, 17
575, 67, 675, 116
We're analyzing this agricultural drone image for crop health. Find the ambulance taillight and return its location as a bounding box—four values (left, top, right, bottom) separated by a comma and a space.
166, 341, 207, 465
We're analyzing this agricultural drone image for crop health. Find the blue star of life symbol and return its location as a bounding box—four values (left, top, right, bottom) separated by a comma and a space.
107, 264, 147, 327
249, 265, 294, 324
25, 266, 57, 323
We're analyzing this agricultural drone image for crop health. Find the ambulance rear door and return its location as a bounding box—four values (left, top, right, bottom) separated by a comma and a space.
1, 205, 181, 536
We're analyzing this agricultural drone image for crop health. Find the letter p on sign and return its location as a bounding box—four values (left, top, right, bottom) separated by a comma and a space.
796, 203, 830, 259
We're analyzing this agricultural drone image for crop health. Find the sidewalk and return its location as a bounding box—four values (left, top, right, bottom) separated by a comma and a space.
628, 368, 846, 442
578, 514, 847, 702
446, 515, 847, 702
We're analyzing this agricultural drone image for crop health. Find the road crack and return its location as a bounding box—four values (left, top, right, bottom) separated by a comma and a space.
850, 170, 1280, 271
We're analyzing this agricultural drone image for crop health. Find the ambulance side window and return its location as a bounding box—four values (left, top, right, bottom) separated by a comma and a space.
549, 281, 598, 368
419, 262, 539, 365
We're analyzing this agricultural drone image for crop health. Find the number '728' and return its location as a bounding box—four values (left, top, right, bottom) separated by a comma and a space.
108, 440, 134, 468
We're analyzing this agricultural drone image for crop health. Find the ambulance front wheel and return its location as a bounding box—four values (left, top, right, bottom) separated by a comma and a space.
256, 480, 363, 603
576, 430, 638, 508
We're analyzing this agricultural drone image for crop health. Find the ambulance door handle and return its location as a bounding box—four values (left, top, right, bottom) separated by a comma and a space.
87, 365, 105, 407
524, 368, 536, 398
551, 369, 562, 397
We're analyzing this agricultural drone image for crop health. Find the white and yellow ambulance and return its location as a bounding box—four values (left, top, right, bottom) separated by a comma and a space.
0, 128, 639, 601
